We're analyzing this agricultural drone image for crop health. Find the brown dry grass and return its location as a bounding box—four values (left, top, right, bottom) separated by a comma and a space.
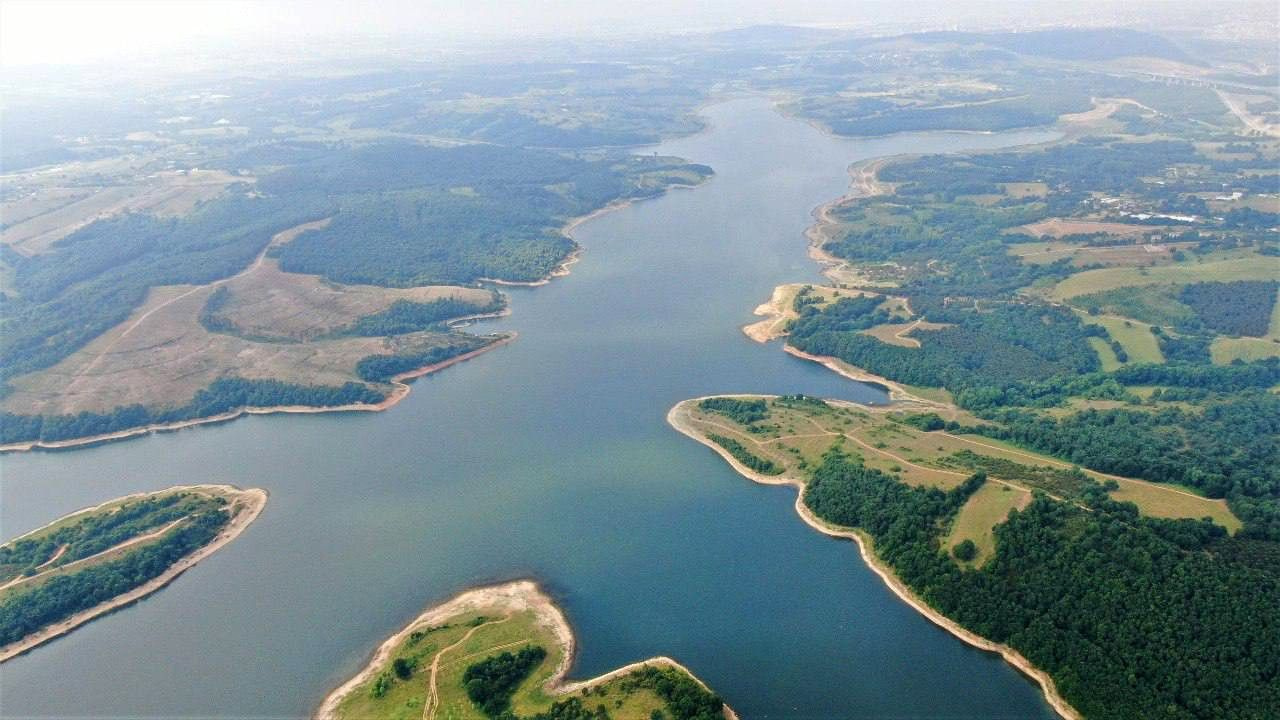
1012, 218, 1162, 239
215, 259, 494, 341
1, 220, 498, 417
0, 170, 246, 255
861, 319, 950, 348
1011, 241, 1196, 268
944, 482, 1032, 565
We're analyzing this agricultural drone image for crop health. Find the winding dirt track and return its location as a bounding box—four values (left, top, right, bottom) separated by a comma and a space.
423, 616, 512, 720
314, 580, 736, 720
0, 518, 184, 593
60, 219, 332, 399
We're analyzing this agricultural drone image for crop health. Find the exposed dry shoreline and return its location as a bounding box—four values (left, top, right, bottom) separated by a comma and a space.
0, 334, 517, 454
0, 484, 268, 663
667, 400, 1078, 720
783, 345, 943, 407
3, 176, 709, 455
314, 579, 737, 720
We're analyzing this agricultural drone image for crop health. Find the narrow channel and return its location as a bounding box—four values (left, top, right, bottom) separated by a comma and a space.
0, 97, 1061, 718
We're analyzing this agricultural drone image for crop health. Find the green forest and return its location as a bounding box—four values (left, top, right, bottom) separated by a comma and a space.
0, 507, 231, 646
0, 377, 387, 445
0, 493, 225, 582
0, 140, 709, 442
803, 452, 1279, 719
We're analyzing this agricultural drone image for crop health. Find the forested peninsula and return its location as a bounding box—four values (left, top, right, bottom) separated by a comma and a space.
671, 395, 1277, 720
0, 144, 711, 450
693, 78, 1280, 718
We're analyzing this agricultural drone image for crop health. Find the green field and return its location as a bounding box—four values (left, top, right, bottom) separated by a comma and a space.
944, 482, 1032, 566
1211, 336, 1280, 364
674, 396, 1240, 530
1050, 256, 1280, 300
329, 584, 724, 720
1087, 337, 1123, 371
1080, 313, 1164, 364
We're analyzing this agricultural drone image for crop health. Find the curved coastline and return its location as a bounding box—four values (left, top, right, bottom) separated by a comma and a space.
3, 175, 710, 455
313, 579, 737, 720
667, 400, 1079, 720
0, 484, 268, 663
0, 334, 517, 454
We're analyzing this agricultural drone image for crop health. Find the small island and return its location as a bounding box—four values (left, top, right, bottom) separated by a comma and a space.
316, 580, 733, 720
0, 484, 267, 662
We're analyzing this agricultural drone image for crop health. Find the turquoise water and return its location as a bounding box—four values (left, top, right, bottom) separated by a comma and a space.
0, 98, 1061, 719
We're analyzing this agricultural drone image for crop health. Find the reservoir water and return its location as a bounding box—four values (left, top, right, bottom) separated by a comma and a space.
1, 98, 1061, 718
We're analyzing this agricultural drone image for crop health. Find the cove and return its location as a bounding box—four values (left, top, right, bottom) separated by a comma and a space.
0, 98, 1061, 718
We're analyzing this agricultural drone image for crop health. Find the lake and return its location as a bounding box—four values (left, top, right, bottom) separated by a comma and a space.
0, 97, 1061, 719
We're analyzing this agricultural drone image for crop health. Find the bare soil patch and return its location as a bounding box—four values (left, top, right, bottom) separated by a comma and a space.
1012, 218, 1162, 239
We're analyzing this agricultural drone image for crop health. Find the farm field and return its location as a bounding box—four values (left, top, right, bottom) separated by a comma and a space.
0, 169, 247, 256
944, 482, 1032, 565
1009, 240, 1194, 267
1211, 336, 1280, 363
1047, 256, 1280, 301
1012, 217, 1161, 239
1079, 313, 1165, 364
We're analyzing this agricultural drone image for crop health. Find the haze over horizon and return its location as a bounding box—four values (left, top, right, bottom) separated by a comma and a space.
2, 0, 1275, 69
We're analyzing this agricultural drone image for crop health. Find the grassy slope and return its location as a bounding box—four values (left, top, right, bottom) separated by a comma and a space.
332, 605, 701, 720
1049, 256, 1280, 300
945, 482, 1032, 565
682, 397, 1240, 532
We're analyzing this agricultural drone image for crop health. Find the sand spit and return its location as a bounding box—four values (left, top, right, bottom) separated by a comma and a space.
314, 579, 736, 720
0, 484, 267, 663
667, 400, 1078, 720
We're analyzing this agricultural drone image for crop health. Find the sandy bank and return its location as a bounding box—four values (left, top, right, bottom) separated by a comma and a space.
803, 157, 907, 286
0, 484, 268, 663
314, 579, 736, 720
0, 334, 516, 454
782, 345, 944, 407
742, 283, 803, 343
667, 400, 1078, 720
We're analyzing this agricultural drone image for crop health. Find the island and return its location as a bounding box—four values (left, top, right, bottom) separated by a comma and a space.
316, 580, 732, 720
0, 484, 267, 661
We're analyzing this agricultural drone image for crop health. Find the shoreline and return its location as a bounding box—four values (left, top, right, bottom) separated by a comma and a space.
666, 400, 1079, 720
1, 176, 703, 455
313, 579, 737, 720
476, 194, 649, 288
804, 156, 902, 284
0, 484, 268, 663
783, 345, 943, 407
0, 334, 517, 454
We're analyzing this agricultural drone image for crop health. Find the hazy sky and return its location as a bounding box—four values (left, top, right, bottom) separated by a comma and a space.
1, 0, 1271, 68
